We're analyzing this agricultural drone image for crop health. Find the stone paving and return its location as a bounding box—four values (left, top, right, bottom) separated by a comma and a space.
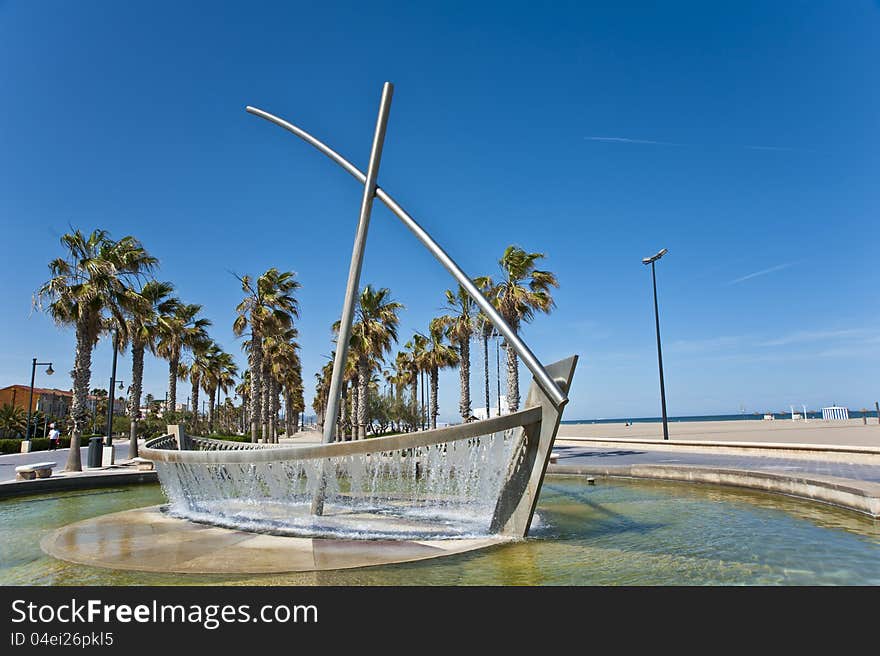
0, 442, 132, 482
552, 443, 880, 483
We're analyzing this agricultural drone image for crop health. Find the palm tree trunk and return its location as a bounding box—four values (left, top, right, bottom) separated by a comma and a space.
249, 335, 262, 443
459, 337, 471, 422
483, 331, 490, 419
409, 377, 418, 432
349, 381, 358, 440
271, 380, 280, 443
190, 374, 200, 433
66, 317, 94, 472
207, 387, 215, 434
505, 340, 519, 413
337, 382, 346, 441
167, 351, 179, 414
429, 367, 439, 429
128, 338, 144, 458
261, 358, 271, 444
358, 357, 370, 439
285, 391, 293, 438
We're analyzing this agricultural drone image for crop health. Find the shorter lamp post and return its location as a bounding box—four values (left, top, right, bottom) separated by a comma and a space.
25, 359, 54, 441
105, 378, 125, 446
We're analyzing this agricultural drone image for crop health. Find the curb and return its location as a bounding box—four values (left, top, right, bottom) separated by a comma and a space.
547, 463, 880, 518
0, 470, 158, 499
554, 437, 880, 463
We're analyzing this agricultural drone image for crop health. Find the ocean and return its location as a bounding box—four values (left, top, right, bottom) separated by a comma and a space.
563, 410, 880, 425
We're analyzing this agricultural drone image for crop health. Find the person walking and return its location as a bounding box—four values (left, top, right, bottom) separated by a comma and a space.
47, 423, 60, 450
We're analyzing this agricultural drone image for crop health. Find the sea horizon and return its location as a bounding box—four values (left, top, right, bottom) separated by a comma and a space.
563, 410, 880, 425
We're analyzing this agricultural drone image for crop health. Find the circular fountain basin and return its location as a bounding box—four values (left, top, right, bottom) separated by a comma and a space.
40, 505, 508, 574
7, 477, 880, 585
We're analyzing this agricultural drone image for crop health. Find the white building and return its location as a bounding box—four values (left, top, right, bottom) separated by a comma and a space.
472, 397, 510, 420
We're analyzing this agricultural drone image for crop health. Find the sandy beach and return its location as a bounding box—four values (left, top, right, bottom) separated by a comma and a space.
558, 418, 880, 448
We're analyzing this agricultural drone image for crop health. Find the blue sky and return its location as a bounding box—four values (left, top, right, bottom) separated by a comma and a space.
0, 1, 877, 421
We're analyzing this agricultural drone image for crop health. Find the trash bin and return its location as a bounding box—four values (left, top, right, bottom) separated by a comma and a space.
87, 437, 104, 468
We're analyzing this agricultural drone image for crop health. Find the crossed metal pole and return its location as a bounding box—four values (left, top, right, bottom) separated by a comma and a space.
247, 82, 569, 514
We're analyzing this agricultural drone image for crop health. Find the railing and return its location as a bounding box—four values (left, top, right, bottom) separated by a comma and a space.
144, 433, 178, 451
189, 436, 279, 452
142, 406, 542, 464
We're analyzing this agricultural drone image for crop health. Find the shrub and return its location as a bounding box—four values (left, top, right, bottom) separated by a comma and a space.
204, 433, 251, 443
0, 437, 72, 454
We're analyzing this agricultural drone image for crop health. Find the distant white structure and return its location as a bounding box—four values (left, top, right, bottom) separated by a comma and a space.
821, 406, 849, 421
472, 397, 510, 420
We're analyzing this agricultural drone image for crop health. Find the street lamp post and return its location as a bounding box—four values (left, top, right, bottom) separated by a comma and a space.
105, 378, 124, 447
25, 358, 54, 441
642, 248, 669, 441
104, 329, 122, 446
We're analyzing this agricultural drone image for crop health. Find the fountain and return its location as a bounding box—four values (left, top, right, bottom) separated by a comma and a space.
40, 82, 579, 573
145, 354, 576, 543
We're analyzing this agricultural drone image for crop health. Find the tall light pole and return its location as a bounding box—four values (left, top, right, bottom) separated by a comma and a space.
104, 329, 122, 446
105, 378, 124, 446
642, 248, 669, 440
25, 358, 54, 441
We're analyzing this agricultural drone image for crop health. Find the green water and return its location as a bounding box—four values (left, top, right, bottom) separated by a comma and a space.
2, 477, 878, 585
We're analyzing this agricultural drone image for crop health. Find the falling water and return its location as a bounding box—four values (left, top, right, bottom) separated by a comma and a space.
155, 428, 522, 539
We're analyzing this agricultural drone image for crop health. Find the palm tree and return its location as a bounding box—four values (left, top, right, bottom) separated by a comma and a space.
181, 339, 215, 433
476, 312, 494, 419
0, 403, 27, 438
203, 346, 238, 435
437, 285, 478, 423
476, 246, 558, 412
212, 351, 238, 434
123, 280, 177, 457
403, 334, 428, 429
233, 268, 300, 442
235, 372, 251, 433
313, 359, 334, 435
420, 319, 459, 429
156, 302, 211, 416
36, 229, 156, 471
265, 329, 300, 439
288, 366, 305, 435
334, 286, 403, 439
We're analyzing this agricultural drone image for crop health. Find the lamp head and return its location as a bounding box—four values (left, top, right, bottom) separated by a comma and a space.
45, 364, 54, 376
642, 248, 668, 265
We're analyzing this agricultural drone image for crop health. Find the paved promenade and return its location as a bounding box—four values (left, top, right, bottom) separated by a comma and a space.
552, 442, 880, 483
0, 441, 132, 482
558, 417, 880, 447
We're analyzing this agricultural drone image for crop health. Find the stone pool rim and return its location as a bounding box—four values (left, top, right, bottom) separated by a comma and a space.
547, 464, 880, 518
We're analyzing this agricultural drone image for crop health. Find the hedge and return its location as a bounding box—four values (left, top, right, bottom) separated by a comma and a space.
0, 437, 73, 454
203, 433, 252, 443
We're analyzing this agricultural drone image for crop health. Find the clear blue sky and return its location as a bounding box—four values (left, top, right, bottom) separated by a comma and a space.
1, 1, 877, 421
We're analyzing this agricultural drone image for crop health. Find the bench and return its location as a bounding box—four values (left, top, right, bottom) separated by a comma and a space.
15, 462, 57, 481
130, 457, 154, 471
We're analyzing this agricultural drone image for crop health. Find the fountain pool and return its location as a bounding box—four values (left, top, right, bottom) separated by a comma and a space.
4, 476, 879, 585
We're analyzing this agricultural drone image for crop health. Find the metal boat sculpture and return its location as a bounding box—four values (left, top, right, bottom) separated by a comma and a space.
142, 83, 577, 540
